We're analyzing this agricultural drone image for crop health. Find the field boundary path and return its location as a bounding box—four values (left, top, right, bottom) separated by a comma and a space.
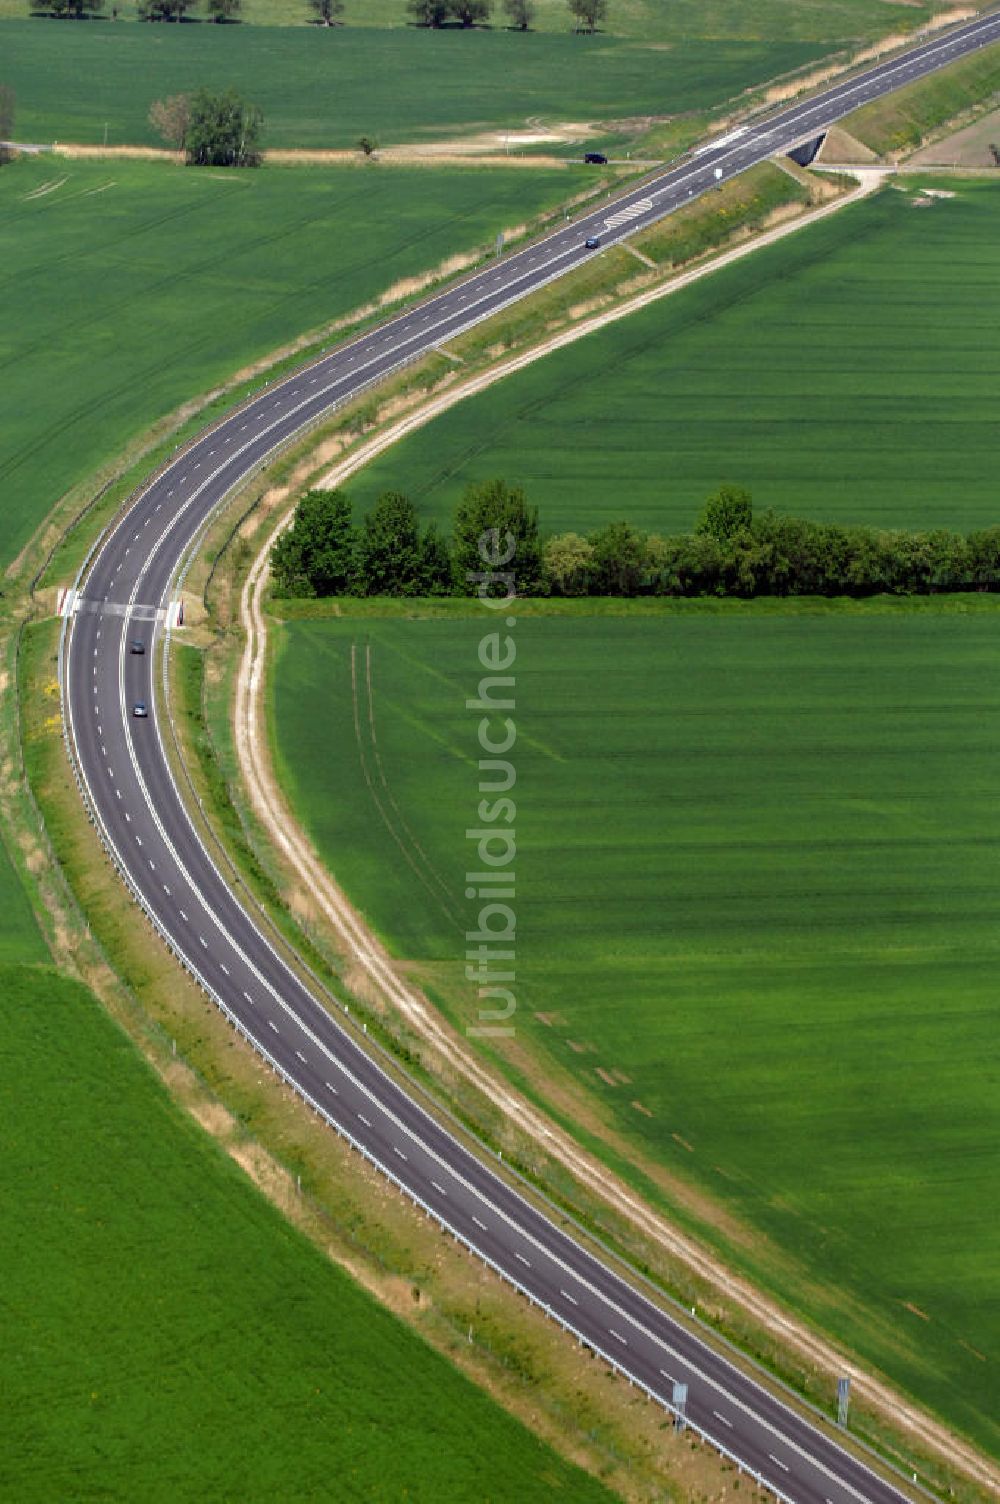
61, 12, 1000, 1501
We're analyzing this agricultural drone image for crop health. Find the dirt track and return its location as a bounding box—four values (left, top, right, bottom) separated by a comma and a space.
231, 166, 996, 1493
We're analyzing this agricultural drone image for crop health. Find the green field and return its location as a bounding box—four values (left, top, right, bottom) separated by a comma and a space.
0, 958, 616, 1501
1, 19, 830, 149
351, 176, 1000, 538
270, 604, 1000, 1455
0, 152, 581, 570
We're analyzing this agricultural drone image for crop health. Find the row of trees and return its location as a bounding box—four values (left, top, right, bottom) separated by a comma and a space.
138, 0, 240, 18
406, 0, 607, 30
30, 0, 239, 16
29, 0, 608, 27
149, 89, 262, 164
271, 481, 1000, 600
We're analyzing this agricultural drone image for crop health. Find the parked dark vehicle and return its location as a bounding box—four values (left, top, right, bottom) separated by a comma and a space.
583, 152, 608, 164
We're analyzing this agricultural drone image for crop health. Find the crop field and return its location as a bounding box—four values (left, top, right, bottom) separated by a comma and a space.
351, 176, 1000, 538
0, 152, 579, 570
0, 959, 615, 1502
270, 604, 1000, 1453
2, 19, 829, 149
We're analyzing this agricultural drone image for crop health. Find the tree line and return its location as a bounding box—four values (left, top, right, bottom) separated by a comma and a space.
30, 0, 241, 18
28, 0, 609, 28
270, 481, 1000, 600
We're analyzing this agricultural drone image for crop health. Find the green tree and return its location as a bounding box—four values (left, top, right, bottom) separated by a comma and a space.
271, 490, 356, 597
357, 492, 423, 596
543, 532, 594, 596
185, 88, 263, 167
207, 0, 242, 19
419, 522, 454, 596
450, 0, 491, 24
138, 0, 193, 19
453, 479, 542, 596
31, 0, 104, 16
308, 0, 344, 20
149, 93, 191, 150
357, 134, 378, 158
0, 84, 14, 165
967, 527, 1000, 590
696, 485, 753, 543
408, 0, 449, 24
567, 0, 606, 32
588, 520, 649, 596
502, 0, 534, 27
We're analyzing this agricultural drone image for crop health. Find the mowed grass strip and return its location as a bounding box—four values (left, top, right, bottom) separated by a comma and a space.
1, 19, 828, 148
0, 833, 46, 964
351, 176, 1000, 537
270, 608, 1000, 1453
0, 959, 616, 1503
0, 153, 578, 570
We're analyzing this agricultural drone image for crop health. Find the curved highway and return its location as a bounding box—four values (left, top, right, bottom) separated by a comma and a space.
63, 13, 1000, 1500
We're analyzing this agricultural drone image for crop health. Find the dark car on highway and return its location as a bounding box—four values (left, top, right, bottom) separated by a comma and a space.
130, 639, 145, 655
584, 235, 601, 249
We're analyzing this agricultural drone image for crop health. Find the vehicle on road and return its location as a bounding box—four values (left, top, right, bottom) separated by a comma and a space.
132, 702, 148, 718
130, 640, 145, 655
585, 235, 601, 249
583, 152, 608, 165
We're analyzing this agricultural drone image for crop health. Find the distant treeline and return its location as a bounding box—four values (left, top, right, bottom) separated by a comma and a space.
270, 481, 1000, 599
27, 0, 608, 31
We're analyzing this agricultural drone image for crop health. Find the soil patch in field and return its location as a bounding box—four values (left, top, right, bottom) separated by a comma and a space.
908, 105, 1000, 164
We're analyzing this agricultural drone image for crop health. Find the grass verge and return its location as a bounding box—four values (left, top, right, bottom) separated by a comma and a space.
844, 39, 1000, 156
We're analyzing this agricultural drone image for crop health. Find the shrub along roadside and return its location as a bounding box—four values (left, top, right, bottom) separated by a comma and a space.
271, 480, 1000, 600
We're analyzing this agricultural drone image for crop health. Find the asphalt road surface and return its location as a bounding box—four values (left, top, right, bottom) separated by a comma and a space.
62, 13, 1000, 1500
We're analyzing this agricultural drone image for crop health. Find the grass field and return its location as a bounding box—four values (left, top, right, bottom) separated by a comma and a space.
270, 602, 1000, 1455
1, 19, 831, 149
0, 152, 582, 571
0, 957, 617, 1501
350, 175, 1000, 537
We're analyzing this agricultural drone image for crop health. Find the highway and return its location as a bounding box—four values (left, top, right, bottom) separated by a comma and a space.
61, 12, 1000, 1500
